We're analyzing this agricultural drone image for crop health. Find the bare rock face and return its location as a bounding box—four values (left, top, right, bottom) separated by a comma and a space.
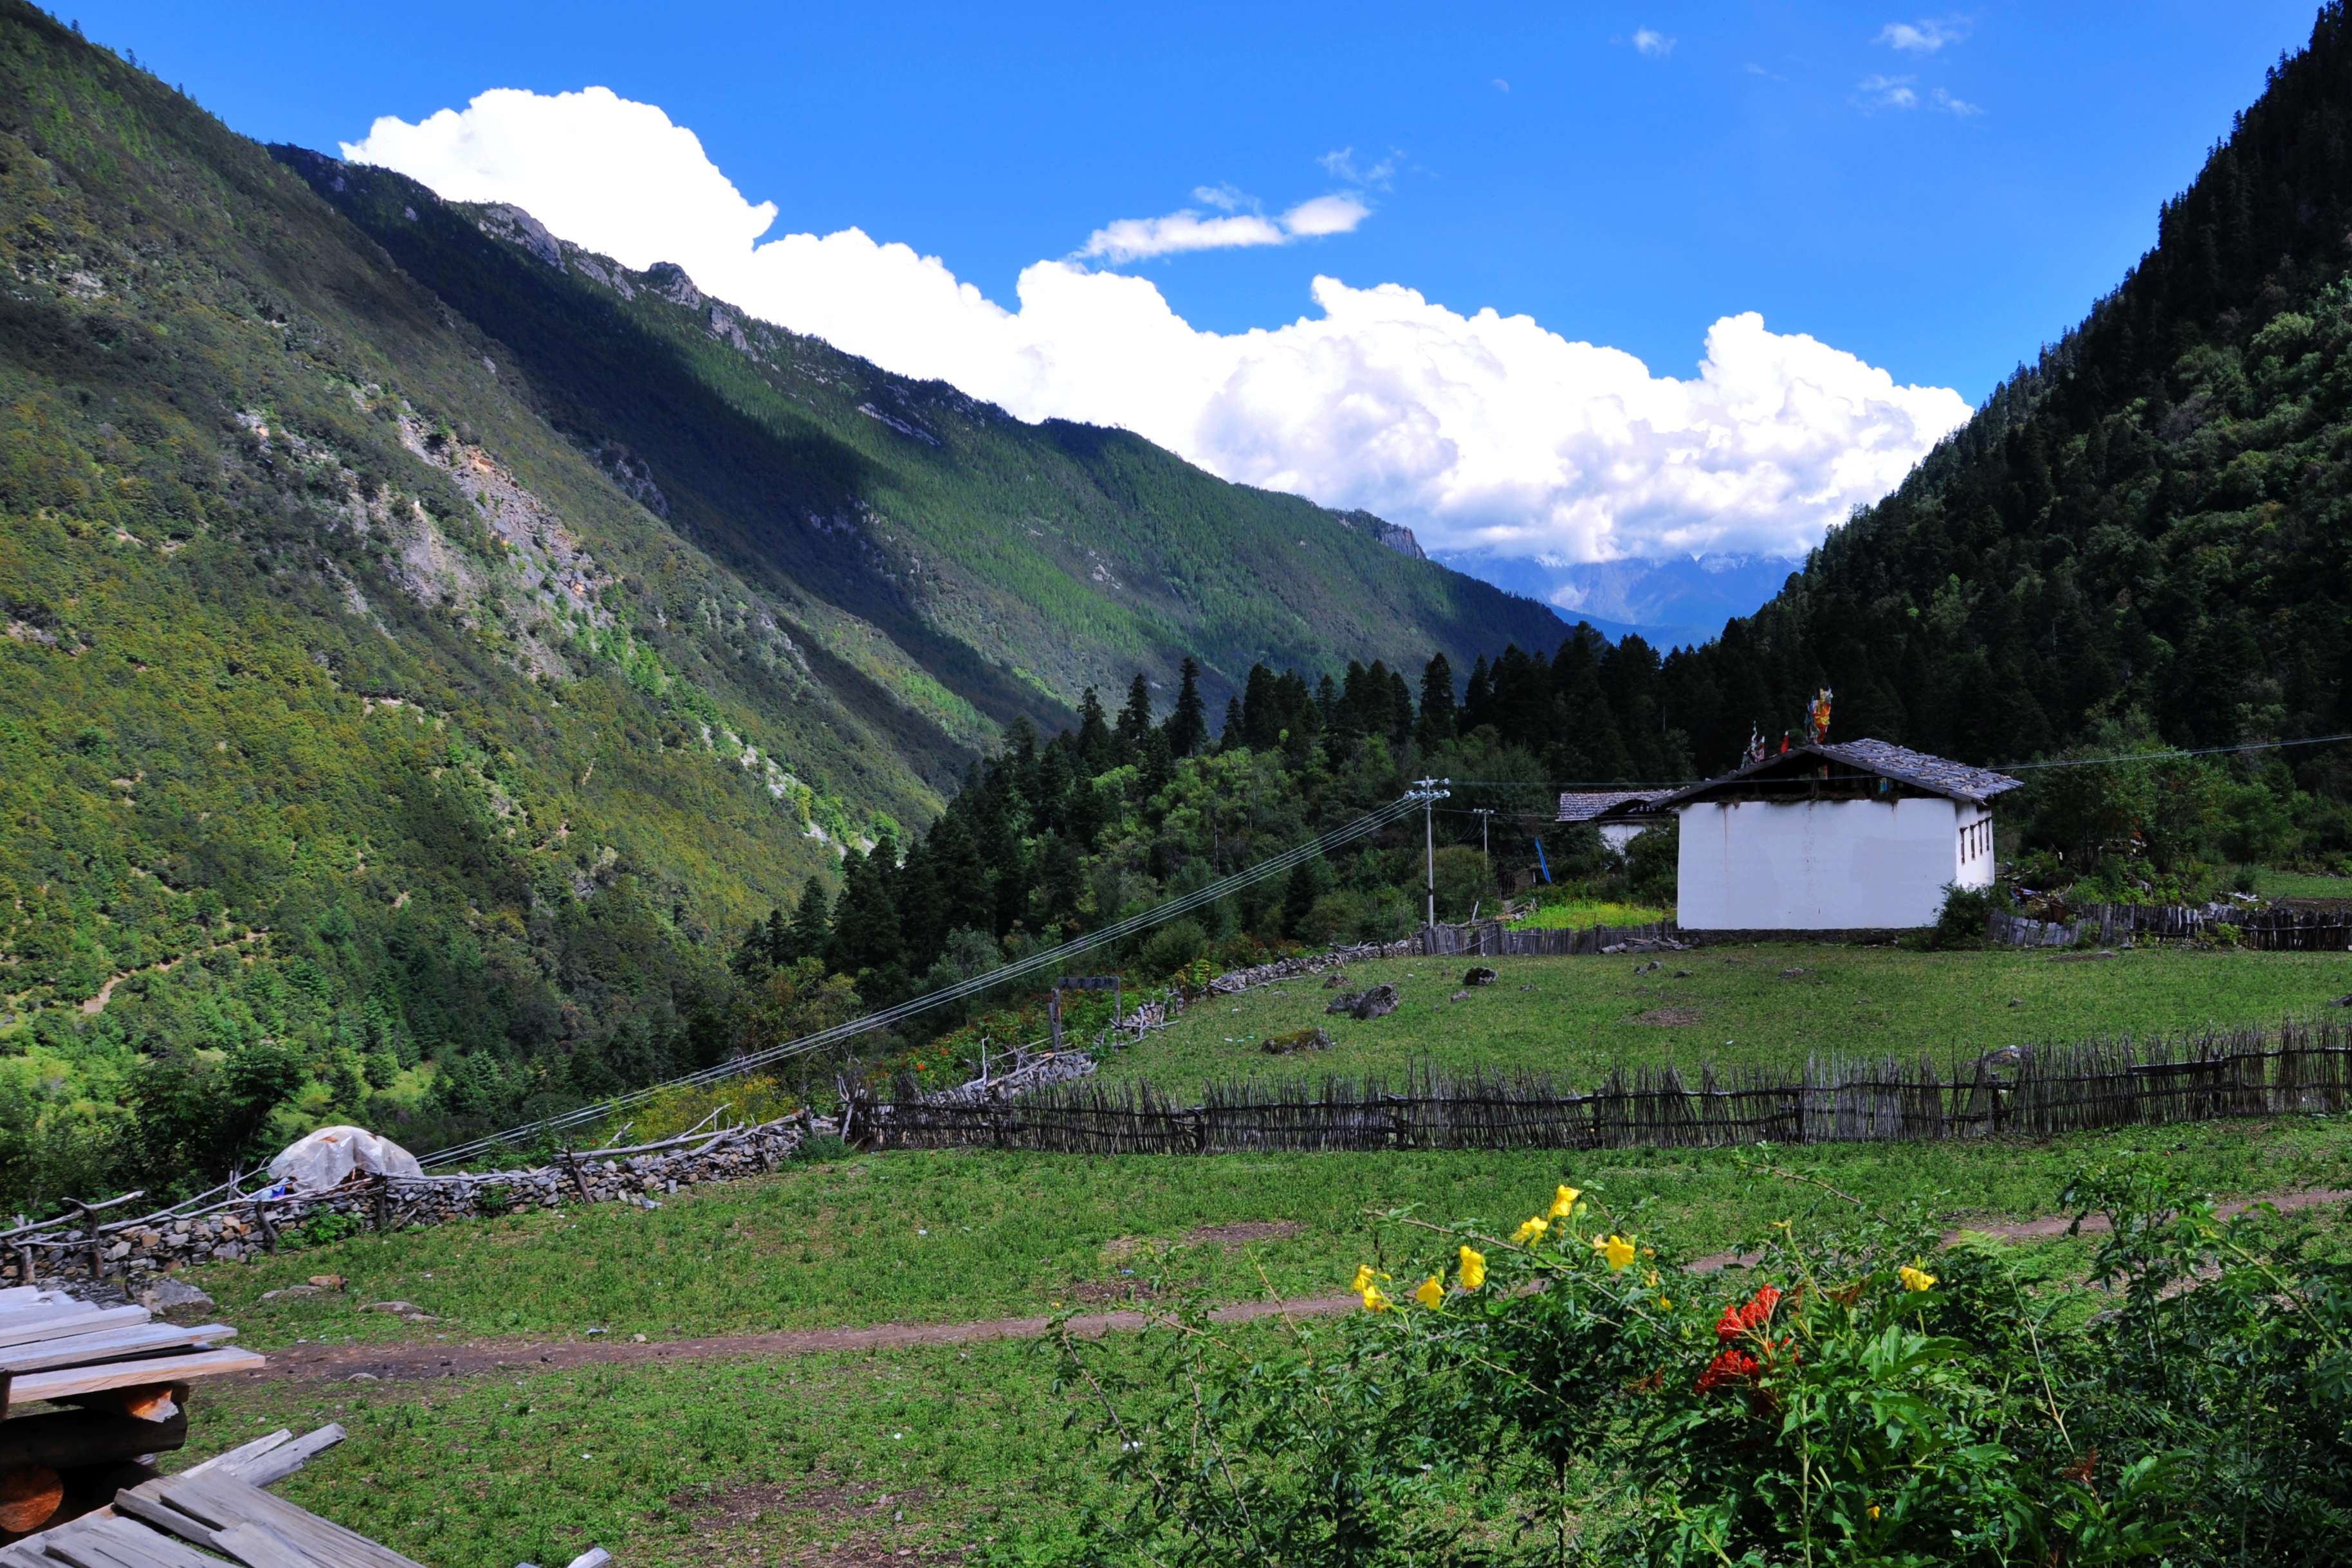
643, 261, 705, 309
475, 203, 567, 272
1261, 1027, 1334, 1055
1463, 966, 1498, 986
1326, 984, 1401, 1021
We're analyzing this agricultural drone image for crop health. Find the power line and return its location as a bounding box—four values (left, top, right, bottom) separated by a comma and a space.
1994, 733, 2352, 771
420, 792, 1424, 1167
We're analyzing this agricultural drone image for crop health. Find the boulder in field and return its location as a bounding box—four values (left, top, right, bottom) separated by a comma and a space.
1262, 1027, 1334, 1055
1463, 966, 1498, 986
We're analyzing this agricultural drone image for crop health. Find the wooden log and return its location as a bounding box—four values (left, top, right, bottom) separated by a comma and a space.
0, 1465, 61, 1534
55, 1381, 190, 1425
0, 1407, 185, 1470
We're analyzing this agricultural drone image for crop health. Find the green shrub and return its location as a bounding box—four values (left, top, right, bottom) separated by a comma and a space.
1907, 880, 1998, 950
1048, 1159, 2352, 1565
293, 1209, 362, 1248
1137, 919, 1209, 981
790, 1133, 850, 1164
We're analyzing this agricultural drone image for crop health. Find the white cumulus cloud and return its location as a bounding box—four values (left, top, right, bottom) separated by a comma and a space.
1855, 73, 1920, 110
343, 88, 1970, 574
1079, 191, 1372, 262
1876, 17, 1970, 52
1631, 27, 1677, 56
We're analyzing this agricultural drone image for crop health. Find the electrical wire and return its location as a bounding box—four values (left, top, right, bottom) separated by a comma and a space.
420, 792, 1426, 1166
1993, 733, 2352, 770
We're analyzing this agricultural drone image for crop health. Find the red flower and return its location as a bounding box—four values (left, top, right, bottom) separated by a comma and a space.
1717, 1284, 1783, 1341
1695, 1347, 1759, 1395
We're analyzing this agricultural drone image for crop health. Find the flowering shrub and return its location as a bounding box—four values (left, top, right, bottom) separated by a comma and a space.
1038, 1156, 2352, 1566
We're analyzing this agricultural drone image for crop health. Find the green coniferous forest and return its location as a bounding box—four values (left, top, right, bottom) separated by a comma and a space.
17, 0, 2352, 1212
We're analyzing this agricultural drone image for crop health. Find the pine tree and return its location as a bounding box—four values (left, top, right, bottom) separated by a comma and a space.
1282, 859, 1320, 938
1218, 695, 1244, 750
1241, 664, 1282, 750
1164, 657, 1209, 757
786, 876, 832, 963
1115, 673, 1154, 758
1417, 653, 1456, 748
824, 845, 902, 977
1076, 686, 1116, 776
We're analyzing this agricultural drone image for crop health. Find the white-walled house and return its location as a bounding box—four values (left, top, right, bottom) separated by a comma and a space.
1556, 789, 1673, 853
1660, 740, 2020, 932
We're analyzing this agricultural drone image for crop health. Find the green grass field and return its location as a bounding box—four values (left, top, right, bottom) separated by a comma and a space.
209, 1114, 2352, 1351
192, 1338, 1094, 1568
170, 1117, 2352, 1567
1099, 944, 2352, 1093
148, 942, 2352, 1567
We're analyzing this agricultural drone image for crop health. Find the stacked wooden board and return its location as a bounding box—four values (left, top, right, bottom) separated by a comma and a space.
0, 1288, 262, 1539
0, 1423, 438, 1568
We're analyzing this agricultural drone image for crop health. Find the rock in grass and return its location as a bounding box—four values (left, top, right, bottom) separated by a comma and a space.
1325, 984, 1400, 1021
1321, 972, 1349, 989
138, 1277, 214, 1313
1262, 1027, 1334, 1055
1462, 966, 1498, 987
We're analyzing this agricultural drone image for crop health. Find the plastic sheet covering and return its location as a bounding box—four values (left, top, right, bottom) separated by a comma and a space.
265, 1124, 425, 1190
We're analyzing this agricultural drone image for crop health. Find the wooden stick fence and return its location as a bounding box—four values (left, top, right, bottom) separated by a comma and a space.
1417, 920, 1682, 958
1994, 902, 2352, 951
865, 1016, 2352, 1154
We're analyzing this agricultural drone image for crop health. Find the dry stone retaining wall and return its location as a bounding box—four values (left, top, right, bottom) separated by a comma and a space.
8, 1115, 838, 1288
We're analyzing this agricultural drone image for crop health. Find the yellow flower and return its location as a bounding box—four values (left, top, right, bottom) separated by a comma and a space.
1595, 1234, 1637, 1271
1898, 1262, 1937, 1293
1868, 1505, 1881, 1520
1352, 1263, 1378, 1294
1361, 1285, 1391, 1312
1657, 1296, 1672, 1309
1458, 1246, 1487, 1291
1414, 1275, 1446, 1309
1511, 1216, 1549, 1246
1547, 1184, 1581, 1219
1644, 1269, 1660, 1288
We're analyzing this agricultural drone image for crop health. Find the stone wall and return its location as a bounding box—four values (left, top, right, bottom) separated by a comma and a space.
8, 1115, 838, 1288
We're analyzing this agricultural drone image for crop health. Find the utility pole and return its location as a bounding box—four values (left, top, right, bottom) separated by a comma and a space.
1409, 778, 1452, 928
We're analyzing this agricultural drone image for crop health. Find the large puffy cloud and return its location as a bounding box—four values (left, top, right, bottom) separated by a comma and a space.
344, 89, 1971, 576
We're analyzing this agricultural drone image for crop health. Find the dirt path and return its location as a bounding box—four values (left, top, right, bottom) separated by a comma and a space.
250, 1187, 2352, 1386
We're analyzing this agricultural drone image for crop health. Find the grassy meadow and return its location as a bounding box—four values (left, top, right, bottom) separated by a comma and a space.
168, 1113, 2352, 1567
1097, 943, 2352, 1093
149, 940, 2352, 1566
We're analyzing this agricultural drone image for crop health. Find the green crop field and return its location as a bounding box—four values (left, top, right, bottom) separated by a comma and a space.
1097, 944, 2352, 1093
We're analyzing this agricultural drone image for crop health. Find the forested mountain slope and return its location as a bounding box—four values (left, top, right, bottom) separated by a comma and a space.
270, 147, 1566, 725
0, 3, 1573, 1194
1649, 2, 2352, 810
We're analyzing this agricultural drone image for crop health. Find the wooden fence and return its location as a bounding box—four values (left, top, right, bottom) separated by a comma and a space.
1417, 920, 1682, 957
862, 1017, 2352, 1154
1993, 902, 2352, 951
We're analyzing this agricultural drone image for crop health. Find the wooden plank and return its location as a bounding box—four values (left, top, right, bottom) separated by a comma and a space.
147, 1477, 419, 1568
214, 1524, 317, 1568
1, 1325, 237, 1376
0, 1309, 152, 1353
42, 1516, 216, 1568
10, 1350, 264, 1406
85, 1517, 228, 1568
183, 1432, 290, 1479
226, 1427, 342, 1490
111, 1491, 228, 1554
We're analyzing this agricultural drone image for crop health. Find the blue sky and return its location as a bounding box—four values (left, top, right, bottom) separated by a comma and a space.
71, 0, 2325, 634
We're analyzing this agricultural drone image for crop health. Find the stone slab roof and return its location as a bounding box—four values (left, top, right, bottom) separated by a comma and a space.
1661, 738, 2023, 808
1556, 789, 1675, 823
